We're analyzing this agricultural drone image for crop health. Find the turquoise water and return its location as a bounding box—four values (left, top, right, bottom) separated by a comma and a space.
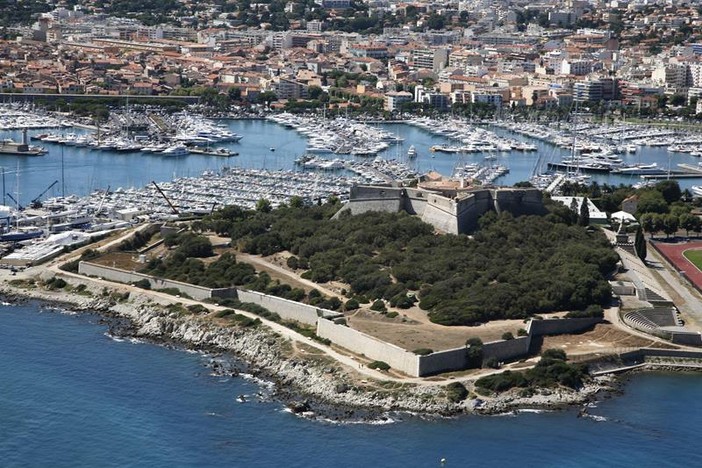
1, 119, 701, 206
1, 302, 701, 467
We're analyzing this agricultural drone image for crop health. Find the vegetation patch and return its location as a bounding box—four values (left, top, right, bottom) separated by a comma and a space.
197, 201, 616, 326
445, 382, 469, 403
368, 361, 391, 371
475, 350, 587, 393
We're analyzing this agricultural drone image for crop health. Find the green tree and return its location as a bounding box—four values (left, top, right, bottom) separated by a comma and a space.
634, 226, 647, 263
655, 180, 682, 204
257, 91, 278, 107
679, 213, 700, 237
256, 198, 272, 213
662, 214, 679, 238
578, 197, 590, 226
637, 191, 668, 215
465, 337, 484, 368
640, 213, 655, 237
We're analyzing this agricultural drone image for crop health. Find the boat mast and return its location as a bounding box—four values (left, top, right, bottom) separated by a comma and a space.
571, 100, 579, 178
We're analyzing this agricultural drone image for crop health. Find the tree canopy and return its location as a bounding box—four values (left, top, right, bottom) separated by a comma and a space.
196, 201, 617, 325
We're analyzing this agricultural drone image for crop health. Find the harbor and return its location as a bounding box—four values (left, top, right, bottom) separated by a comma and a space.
3, 104, 702, 264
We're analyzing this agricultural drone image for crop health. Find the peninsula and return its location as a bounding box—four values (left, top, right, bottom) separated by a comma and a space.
3, 177, 702, 420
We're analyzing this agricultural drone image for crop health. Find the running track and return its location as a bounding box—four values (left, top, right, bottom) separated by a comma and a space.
654, 241, 702, 291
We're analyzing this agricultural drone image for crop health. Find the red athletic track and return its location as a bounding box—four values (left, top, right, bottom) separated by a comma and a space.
655, 241, 702, 291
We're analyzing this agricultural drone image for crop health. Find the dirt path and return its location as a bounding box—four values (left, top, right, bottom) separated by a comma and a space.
236, 252, 345, 299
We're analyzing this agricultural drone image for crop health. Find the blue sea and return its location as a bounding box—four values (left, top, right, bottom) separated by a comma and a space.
1, 119, 702, 206
1, 302, 701, 467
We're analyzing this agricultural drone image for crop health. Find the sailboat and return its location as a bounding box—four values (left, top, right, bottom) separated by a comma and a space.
0, 163, 43, 241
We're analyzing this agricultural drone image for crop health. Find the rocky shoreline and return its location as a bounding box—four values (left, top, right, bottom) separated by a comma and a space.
0, 280, 621, 422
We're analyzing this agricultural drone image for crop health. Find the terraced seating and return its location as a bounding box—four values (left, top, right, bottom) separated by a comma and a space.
624, 311, 657, 331
639, 308, 676, 327
644, 288, 672, 305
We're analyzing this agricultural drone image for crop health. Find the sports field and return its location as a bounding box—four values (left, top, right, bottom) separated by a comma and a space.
683, 249, 702, 272
656, 241, 702, 290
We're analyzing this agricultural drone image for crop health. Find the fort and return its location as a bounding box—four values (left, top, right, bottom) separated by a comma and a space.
334, 174, 547, 234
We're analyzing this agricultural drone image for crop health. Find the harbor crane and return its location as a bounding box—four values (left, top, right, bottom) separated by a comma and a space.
151, 181, 179, 215
30, 180, 59, 209
6, 193, 22, 210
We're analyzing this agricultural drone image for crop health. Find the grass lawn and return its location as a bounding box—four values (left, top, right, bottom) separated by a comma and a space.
683, 249, 702, 271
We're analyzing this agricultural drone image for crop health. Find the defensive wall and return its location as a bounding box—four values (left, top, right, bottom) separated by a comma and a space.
237, 290, 341, 326
620, 347, 702, 362
335, 185, 546, 234
77, 261, 606, 377
527, 317, 602, 336
316, 318, 420, 376
317, 316, 601, 377
79, 261, 236, 301
78, 261, 340, 325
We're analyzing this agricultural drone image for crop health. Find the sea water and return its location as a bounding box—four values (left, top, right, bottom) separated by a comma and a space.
1, 119, 701, 206
1, 302, 700, 467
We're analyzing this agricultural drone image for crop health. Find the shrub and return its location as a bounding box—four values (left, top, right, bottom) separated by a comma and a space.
155, 288, 191, 299
502, 332, 515, 341
344, 298, 360, 311
368, 361, 390, 371
187, 304, 209, 314
215, 309, 237, 318
52, 278, 67, 289
370, 300, 387, 312
517, 328, 528, 336
229, 314, 261, 327
445, 382, 468, 403
286, 256, 299, 270
133, 279, 151, 290
485, 357, 501, 369
413, 348, 433, 356
541, 349, 567, 361
386, 311, 399, 318
566, 304, 604, 319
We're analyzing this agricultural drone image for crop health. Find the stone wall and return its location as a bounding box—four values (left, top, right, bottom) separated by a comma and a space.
316, 318, 419, 376
237, 290, 341, 326
669, 331, 702, 346
481, 336, 532, 361
78, 261, 236, 301
417, 347, 467, 376
340, 185, 546, 234
527, 317, 601, 336
492, 188, 547, 217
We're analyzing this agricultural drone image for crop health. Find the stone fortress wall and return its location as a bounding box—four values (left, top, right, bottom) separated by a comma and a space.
78, 261, 603, 377
335, 185, 547, 234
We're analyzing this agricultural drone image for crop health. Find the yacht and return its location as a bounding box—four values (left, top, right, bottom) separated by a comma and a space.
161, 144, 189, 157
407, 145, 417, 159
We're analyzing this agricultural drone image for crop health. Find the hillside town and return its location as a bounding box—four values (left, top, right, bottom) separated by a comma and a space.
1, 1, 702, 117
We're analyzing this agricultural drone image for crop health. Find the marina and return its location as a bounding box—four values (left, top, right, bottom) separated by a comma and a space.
3, 106, 702, 252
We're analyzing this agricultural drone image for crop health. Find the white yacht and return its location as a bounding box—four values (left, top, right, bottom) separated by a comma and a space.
161, 144, 189, 157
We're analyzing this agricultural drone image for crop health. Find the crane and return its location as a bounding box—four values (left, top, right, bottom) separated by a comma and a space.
151, 181, 179, 215
6, 193, 21, 210
30, 180, 59, 209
